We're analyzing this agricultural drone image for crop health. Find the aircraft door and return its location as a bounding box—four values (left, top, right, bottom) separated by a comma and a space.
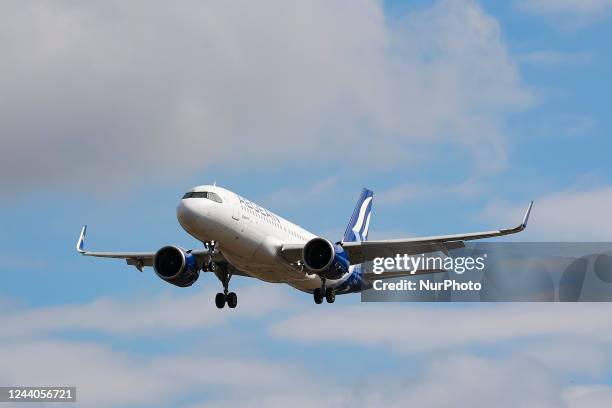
232, 195, 241, 221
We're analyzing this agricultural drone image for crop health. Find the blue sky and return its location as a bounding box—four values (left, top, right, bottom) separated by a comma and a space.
2, 0, 612, 406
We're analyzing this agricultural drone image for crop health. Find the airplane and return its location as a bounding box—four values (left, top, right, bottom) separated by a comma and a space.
76, 185, 533, 308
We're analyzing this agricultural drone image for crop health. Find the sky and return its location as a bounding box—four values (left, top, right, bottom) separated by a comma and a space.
1, 0, 612, 406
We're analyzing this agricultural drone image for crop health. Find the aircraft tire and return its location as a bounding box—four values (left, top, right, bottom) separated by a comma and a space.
227, 292, 238, 308
313, 288, 323, 304
215, 292, 226, 308
325, 288, 335, 304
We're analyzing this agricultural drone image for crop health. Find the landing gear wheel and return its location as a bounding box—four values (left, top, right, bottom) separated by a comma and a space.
313, 288, 323, 304
213, 262, 236, 309
227, 292, 238, 308
215, 292, 226, 309
325, 288, 335, 304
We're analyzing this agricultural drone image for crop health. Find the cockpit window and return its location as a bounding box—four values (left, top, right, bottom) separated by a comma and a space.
208, 192, 222, 203
182, 191, 223, 203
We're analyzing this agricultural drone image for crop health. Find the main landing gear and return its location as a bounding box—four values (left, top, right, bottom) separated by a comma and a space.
313, 278, 335, 304
215, 291, 237, 309
212, 260, 237, 309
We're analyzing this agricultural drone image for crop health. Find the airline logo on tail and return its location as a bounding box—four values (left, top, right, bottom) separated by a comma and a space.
343, 189, 374, 243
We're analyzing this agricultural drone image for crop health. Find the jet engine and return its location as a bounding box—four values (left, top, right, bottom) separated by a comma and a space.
302, 238, 350, 280
153, 245, 200, 287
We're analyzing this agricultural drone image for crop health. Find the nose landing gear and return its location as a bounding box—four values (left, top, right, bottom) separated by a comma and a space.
201, 241, 238, 309
202, 241, 217, 272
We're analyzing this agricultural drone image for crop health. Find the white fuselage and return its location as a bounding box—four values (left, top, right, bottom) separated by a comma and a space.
176, 185, 351, 292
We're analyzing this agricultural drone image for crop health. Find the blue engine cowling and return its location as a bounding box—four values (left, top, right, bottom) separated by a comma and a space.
302, 238, 350, 280
153, 245, 200, 287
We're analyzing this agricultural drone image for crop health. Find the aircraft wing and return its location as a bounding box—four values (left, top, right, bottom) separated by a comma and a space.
342, 202, 533, 265
75, 225, 224, 271
280, 202, 532, 265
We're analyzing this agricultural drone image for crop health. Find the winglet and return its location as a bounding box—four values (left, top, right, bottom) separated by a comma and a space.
521, 201, 534, 229
76, 225, 87, 254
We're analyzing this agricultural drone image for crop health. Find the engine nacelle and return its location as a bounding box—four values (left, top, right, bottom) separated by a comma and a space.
153, 245, 200, 287
302, 238, 350, 280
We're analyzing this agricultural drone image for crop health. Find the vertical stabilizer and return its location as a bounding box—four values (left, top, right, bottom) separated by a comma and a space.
342, 189, 374, 243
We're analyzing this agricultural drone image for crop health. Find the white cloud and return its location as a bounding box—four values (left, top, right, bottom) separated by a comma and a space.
0, 284, 294, 339
483, 186, 612, 240
0, 336, 582, 408
377, 178, 485, 206
356, 354, 564, 407
268, 303, 612, 406
0, 332, 603, 408
259, 176, 340, 209
0, 339, 330, 408
190, 353, 609, 408
0, 0, 531, 195
517, 341, 609, 377
564, 385, 612, 408
2, 290, 612, 406
271, 304, 612, 355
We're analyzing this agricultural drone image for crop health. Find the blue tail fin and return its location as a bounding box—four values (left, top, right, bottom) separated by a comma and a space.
343, 188, 374, 242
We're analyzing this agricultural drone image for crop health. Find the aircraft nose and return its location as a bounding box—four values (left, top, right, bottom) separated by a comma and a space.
176, 199, 199, 227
